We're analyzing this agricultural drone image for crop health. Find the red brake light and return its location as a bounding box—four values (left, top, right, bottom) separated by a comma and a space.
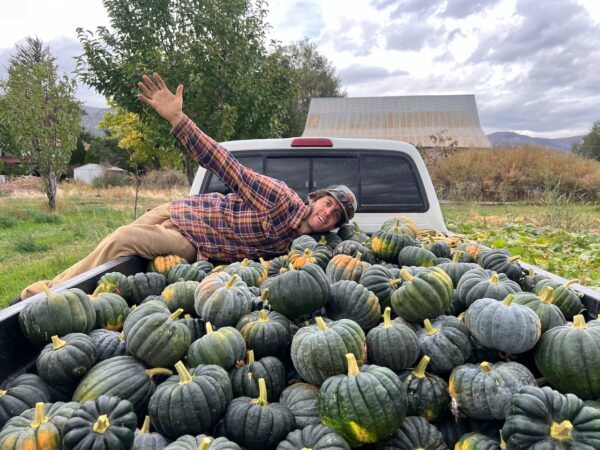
291, 138, 333, 147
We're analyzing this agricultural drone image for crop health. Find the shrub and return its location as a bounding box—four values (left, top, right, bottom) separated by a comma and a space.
142, 168, 189, 189
12, 236, 50, 253
0, 214, 21, 228
91, 171, 132, 188
30, 211, 63, 224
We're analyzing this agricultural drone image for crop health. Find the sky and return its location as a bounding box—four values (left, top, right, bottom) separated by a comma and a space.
1, 0, 599, 138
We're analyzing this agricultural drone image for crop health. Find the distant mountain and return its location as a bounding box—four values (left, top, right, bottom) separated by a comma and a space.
81, 105, 111, 136
486, 131, 583, 152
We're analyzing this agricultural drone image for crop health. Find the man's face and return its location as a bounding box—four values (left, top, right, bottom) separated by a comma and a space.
305, 194, 344, 233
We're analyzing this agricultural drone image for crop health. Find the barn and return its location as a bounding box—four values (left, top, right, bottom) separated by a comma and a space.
302, 94, 491, 148
73, 163, 127, 184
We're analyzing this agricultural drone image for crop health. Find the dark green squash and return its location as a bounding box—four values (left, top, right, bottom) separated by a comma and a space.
290, 317, 366, 385
62, 395, 137, 450
512, 286, 566, 333
179, 314, 205, 342
88, 329, 128, 362
426, 240, 452, 259
223, 378, 295, 450
535, 314, 600, 400
265, 255, 290, 277
161, 280, 199, 314
366, 307, 420, 372
95, 272, 133, 302
399, 355, 450, 422
277, 423, 351, 450
501, 385, 600, 449
128, 272, 167, 305
454, 432, 500, 450
436, 251, 480, 288
417, 315, 472, 374
434, 417, 472, 450
224, 258, 267, 287
318, 353, 407, 447
167, 263, 206, 284
337, 221, 370, 243
237, 309, 292, 358
456, 269, 522, 308
381, 215, 418, 238
149, 361, 232, 438
0, 374, 51, 429
397, 245, 437, 267
533, 279, 584, 320
164, 434, 241, 450
464, 295, 541, 354
478, 249, 523, 282
391, 267, 453, 322
89, 292, 130, 331
19, 287, 96, 347
359, 264, 403, 309
195, 273, 253, 327
229, 350, 286, 401
449, 361, 536, 420
327, 280, 381, 331
279, 382, 321, 429
326, 252, 371, 283
367, 416, 447, 450
289, 237, 332, 270
370, 230, 416, 263
36, 333, 97, 385
132, 415, 171, 450
186, 322, 246, 370
333, 240, 376, 264
260, 263, 331, 320
311, 232, 343, 250
192, 260, 215, 273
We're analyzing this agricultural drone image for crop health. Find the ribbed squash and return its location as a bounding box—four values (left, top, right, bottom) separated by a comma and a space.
397, 246, 437, 267
289, 237, 332, 269
326, 252, 371, 283
127, 272, 166, 304
89, 292, 130, 330
381, 215, 418, 238
186, 322, 246, 370
19, 287, 96, 347
311, 232, 343, 250
223, 378, 295, 450
318, 353, 407, 447
194, 273, 253, 327
455, 432, 500, 450
372, 416, 447, 450
164, 435, 241, 450
62, 395, 137, 450
224, 258, 267, 287
0, 374, 51, 429
456, 269, 522, 308
337, 221, 370, 243
512, 286, 566, 333
291, 317, 366, 385
370, 229, 415, 262
391, 267, 453, 322
333, 240, 376, 264
161, 280, 199, 314
229, 350, 286, 402
147, 255, 188, 275
426, 240, 452, 259
88, 329, 128, 362
327, 280, 381, 331
436, 251, 480, 288
366, 307, 420, 372
167, 263, 206, 284
533, 279, 584, 319
501, 386, 600, 449
535, 315, 600, 400
449, 361, 536, 420
279, 382, 321, 429
36, 333, 97, 385
237, 309, 291, 358
94, 272, 133, 302
149, 361, 232, 438
277, 424, 351, 450
478, 249, 523, 282
417, 315, 472, 374
265, 255, 290, 277
359, 264, 403, 309
178, 315, 205, 341
132, 416, 171, 450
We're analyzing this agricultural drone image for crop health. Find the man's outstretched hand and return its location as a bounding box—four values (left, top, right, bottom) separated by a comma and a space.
137, 73, 185, 127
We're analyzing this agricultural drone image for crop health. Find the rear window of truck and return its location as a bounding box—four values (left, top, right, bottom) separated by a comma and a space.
201, 152, 428, 212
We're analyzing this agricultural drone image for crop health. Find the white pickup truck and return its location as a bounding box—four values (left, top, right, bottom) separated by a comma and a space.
1, 136, 598, 380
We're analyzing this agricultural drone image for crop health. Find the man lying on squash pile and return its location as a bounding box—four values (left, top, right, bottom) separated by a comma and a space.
20, 72, 356, 300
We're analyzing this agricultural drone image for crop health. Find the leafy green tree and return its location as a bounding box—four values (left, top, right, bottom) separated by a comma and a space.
281, 38, 346, 137
572, 121, 600, 161
76, 0, 296, 183
0, 37, 82, 209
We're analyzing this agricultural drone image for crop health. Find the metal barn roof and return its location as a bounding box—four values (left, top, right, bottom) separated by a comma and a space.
302, 94, 491, 148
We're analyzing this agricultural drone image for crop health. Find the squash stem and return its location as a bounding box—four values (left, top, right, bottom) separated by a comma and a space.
92, 414, 110, 434
0, 390, 6, 396
346, 353, 360, 377
260, 288, 269, 301
399, 267, 413, 282
319, 235, 327, 244
509, 255, 521, 263
564, 279, 579, 288
303, 248, 312, 256
51, 335, 67, 350
257, 378, 268, 406
412, 355, 430, 379
539, 286, 554, 304
140, 416, 151, 434
247, 350, 255, 365
225, 274, 239, 289
90, 284, 104, 298
175, 361, 193, 385
383, 307, 392, 328
315, 316, 328, 331
490, 273, 499, 285
145, 368, 173, 379
573, 315, 587, 330
169, 309, 184, 320
389, 278, 402, 287
355, 252, 362, 262
206, 322, 214, 334
452, 251, 463, 264
119, 331, 125, 342
480, 362, 492, 374
550, 420, 573, 442
259, 309, 270, 323
502, 294, 514, 307
199, 438, 212, 450
30, 402, 47, 428
241, 259, 250, 268
42, 284, 52, 298
424, 319, 438, 336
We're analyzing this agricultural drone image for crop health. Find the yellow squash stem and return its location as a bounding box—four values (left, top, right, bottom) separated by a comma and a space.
399, 267, 413, 282
145, 368, 173, 379
389, 278, 402, 287
206, 322, 214, 334
355, 252, 362, 262
241, 259, 250, 268
303, 248, 312, 256
315, 316, 328, 332
259, 309, 270, 323
490, 273, 500, 285
90, 284, 105, 298
247, 350, 255, 365
502, 294, 515, 307
0, 390, 6, 396
480, 362, 492, 374
319, 235, 327, 244
346, 353, 360, 377
260, 288, 269, 302
43, 284, 52, 298
353, 222, 361, 233
383, 307, 393, 328
257, 378, 268, 406
119, 331, 125, 342
550, 420, 573, 442
226, 274, 239, 289
51, 335, 67, 350
30, 402, 47, 428
452, 251, 464, 264
573, 315, 587, 330
175, 361, 193, 385
412, 356, 430, 378
199, 437, 212, 450
538, 286, 554, 303
139, 416, 151, 434
564, 279, 579, 288
169, 309, 184, 321
93, 414, 111, 434
510, 256, 521, 263
423, 319, 438, 336
301, 448, 312, 450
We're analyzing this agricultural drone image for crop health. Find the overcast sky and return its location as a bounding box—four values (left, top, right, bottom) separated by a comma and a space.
1, 0, 599, 137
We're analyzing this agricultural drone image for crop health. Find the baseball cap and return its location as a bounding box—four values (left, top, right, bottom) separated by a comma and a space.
324, 185, 357, 224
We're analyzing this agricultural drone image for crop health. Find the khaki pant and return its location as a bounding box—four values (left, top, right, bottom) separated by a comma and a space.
21, 203, 196, 299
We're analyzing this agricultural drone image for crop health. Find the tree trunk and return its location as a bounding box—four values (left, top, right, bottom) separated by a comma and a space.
45, 170, 57, 210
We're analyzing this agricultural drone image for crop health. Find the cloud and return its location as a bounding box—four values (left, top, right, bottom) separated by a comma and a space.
384, 21, 446, 51
338, 64, 409, 85
320, 17, 381, 56
279, 0, 324, 39
443, 0, 502, 18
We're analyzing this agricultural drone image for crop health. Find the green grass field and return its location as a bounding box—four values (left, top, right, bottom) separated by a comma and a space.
1, 185, 599, 307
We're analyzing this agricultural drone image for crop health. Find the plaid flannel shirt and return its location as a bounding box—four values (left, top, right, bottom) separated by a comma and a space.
169, 115, 307, 262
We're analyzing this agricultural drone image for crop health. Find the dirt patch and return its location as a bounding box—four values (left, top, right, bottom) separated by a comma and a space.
0, 176, 43, 196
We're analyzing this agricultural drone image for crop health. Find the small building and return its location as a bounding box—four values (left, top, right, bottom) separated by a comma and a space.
303, 94, 491, 148
73, 163, 127, 184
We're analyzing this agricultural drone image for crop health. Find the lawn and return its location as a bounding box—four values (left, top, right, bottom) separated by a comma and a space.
1, 184, 599, 307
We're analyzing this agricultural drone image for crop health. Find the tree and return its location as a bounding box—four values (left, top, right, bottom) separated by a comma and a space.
281, 38, 346, 137
572, 121, 600, 161
0, 38, 82, 209
76, 0, 296, 183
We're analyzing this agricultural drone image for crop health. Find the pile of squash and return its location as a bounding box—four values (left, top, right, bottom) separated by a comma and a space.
4, 216, 600, 449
